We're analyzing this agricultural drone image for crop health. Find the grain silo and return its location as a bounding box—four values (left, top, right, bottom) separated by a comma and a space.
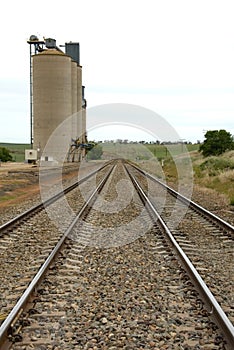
65, 42, 82, 143
28, 37, 87, 163
32, 46, 72, 161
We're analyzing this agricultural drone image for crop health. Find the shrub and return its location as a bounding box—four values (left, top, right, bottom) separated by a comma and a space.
199, 158, 234, 172
0, 147, 12, 162
199, 129, 234, 156
86, 144, 103, 160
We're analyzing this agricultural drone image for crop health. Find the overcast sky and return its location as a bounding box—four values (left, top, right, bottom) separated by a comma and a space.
0, 0, 234, 144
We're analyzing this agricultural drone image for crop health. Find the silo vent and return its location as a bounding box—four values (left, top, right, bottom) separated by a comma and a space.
45, 38, 56, 48
29, 35, 39, 41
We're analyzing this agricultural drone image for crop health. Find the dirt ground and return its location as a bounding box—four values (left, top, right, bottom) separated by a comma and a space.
0, 162, 82, 209
0, 161, 106, 210
0, 163, 39, 207
0, 162, 37, 173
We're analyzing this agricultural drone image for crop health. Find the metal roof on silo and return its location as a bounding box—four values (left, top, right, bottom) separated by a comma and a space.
36, 48, 66, 56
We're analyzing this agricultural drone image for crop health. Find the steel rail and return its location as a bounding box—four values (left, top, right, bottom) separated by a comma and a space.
0, 161, 113, 236
128, 162, 234, 233
125, 164, 234, 349
0, 162, 116, 347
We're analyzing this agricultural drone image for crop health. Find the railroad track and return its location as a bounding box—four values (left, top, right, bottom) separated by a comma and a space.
0, 159, 233, 349
0, 161, 113, 336
128, 163, 234, 321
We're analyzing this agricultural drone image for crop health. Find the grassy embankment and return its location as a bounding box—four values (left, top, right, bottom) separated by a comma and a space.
191, 150, 234, 206
148, 145, 234, 206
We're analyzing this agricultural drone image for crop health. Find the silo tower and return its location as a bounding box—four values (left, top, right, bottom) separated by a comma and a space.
32, 40, 72, 161
28, 37, 86, 163
65, 42, 83, 144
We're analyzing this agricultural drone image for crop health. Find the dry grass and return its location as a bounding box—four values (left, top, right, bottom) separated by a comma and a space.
218, 169, 234, 183
151, 150, 234, 205
192, 151, 234, 205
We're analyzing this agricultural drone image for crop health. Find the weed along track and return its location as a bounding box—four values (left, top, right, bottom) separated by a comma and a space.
0, 160, 233, 349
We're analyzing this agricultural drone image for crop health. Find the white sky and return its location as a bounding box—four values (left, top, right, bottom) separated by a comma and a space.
0, 0, 233, 143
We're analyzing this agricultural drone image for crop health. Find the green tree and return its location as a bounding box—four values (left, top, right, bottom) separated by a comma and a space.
87, 144, 103, 160
199, 129, 234, 157
0, 147, 13, 162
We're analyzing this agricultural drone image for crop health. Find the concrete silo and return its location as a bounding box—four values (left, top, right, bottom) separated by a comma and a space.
65, 42, 82, 143
32, 48, 72, 161
29, 38, 87, 163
